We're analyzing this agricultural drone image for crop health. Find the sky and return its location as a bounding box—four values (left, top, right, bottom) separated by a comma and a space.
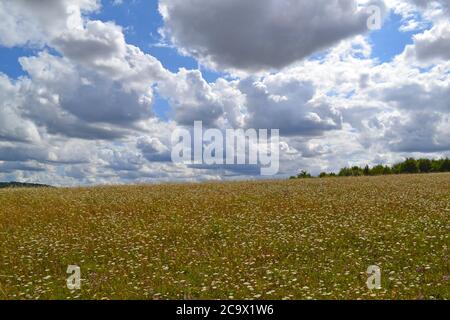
0, 0, 449, 186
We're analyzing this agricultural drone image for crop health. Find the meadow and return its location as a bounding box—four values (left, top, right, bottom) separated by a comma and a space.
0, 174, 448, 300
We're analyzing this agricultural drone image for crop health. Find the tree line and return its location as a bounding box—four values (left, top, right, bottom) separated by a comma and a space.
290, 158, 450, 179
0, 182, 52, 189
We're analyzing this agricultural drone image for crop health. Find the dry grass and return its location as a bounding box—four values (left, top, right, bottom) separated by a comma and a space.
0, 174, 449, 300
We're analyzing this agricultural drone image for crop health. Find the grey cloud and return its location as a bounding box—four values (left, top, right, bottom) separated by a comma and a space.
188, 164, 262, 177
406, 22, 450, 62
400, 1, 450, 63
0, 74, 41, 143
0, 161, 46, 173
159, 0, 384, 71
408, 0, 450, 14
61, 78, 153, 125
16, 52, 156, 140
0, 145, 49, 163
4, 10, 169, 140
379, 82, 450, 113
157, 70, 243, 127
0, 144, 89, 165
137, 137, 172, 162
106, 150, 143, 172
45, 118, 129, 141
239, 78, 342, 136
385, 112, 450, 153
1, 0, 449, 186
52, 21, 127, 66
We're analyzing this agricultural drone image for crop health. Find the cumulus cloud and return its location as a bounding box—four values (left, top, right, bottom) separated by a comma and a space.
404, 21, 450, 63
385, 111, 450, 153
408, 0, 450, 15
5, 14, 171, 139
386, 0, 449, 32
137, 136, 172, 162
14, 52, 150, 139
0, 0, 187, 184
379, 80, 450, 113
0, 145, 49, 163
0, 0, 449, 185
159, 0, 384, 71
0, 161, 46, 174
0, 74, 41, 143
52, 20, 169, 87
0, 0, 99, 47
157, 69, 244, 127
239, 77, 342, 136
52, 20, 127, 67
0, 1, 170, 139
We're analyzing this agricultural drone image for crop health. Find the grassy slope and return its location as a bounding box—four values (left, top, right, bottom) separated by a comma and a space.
0, 174, 449, 300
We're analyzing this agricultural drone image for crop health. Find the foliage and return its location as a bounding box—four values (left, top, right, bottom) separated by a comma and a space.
292, 170, 313, 179
291, 157, 450, 179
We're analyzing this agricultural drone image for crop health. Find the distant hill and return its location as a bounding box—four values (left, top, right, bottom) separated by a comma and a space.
0, 182, 53, 189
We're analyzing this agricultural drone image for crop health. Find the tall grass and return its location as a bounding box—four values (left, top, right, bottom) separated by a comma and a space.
0, 174, 449, 300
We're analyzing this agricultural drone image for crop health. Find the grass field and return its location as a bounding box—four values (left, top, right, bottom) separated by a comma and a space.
0, 174, 449, 300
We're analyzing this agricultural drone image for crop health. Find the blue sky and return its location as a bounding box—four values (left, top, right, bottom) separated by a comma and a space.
0, 0, 449, 186
0, 1, 424, 122
0, 2, 425, 78
91, 0, 224, 121
369, 12, 423, 63
93, 0, 197, 71
0, 0, 222, 81
93, 0, 223, 81
0, 3, 422, 76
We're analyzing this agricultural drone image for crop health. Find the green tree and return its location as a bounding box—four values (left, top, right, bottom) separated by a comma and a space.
351, 166, 364, 176
363, 165, 370, 176
370, 165, 385, 176
392, 163, 402, 174
319, 172, 337, 178
338, 168, 349, 176
383, 166, 392, 175
440, 158, 450, 172
297, 170, 312, 179
401, 158, 419, 174
418, 158, 432, 173
431, 159, 443, 172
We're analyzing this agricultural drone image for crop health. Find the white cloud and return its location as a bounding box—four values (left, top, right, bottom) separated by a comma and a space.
157, 69, 244, 127
403, 21, 450, 63
0, 74, 41, 143
0, 0, 449, 185
238, 77, 342, 136
0, 0, 99, 47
